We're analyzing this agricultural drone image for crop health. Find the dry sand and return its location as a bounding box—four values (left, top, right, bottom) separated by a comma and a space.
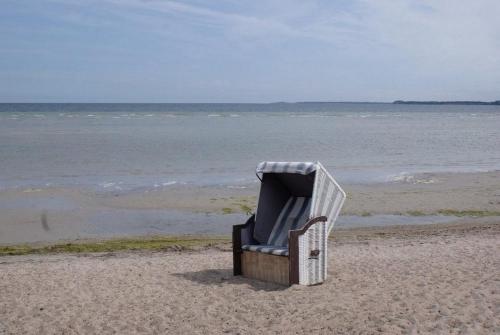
1, 222, 499, 334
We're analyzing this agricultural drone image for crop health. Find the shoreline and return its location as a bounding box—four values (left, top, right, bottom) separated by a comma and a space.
1, 219, 498, 256
0, 170, 499, 244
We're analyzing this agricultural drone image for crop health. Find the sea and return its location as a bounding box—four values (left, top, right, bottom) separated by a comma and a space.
1, 103, 500, 242
1, 102, 499, 192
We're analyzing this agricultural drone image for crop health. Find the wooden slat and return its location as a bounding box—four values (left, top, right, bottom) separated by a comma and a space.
241, 251, 289, 286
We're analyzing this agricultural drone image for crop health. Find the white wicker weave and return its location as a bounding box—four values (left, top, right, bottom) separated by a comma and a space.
310, 162, 346, 234
300, 162, 346, 285
297, 221, 328, 285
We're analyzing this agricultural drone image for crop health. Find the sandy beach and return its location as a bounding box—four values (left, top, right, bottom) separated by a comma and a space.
1, 221, 498, 334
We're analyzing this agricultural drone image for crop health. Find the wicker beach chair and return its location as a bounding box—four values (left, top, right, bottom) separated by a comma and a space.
233, 162, 346, 286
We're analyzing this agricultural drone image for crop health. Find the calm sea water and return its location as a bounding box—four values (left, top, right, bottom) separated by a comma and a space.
1, 103, 499, 192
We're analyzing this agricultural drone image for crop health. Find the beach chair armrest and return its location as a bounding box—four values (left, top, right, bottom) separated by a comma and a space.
289, 216, 328, 237
233, 214, 256, 246
233, 214, 256, 275
288, 216, 327, 284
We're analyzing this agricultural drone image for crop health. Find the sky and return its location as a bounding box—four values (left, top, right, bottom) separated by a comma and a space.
1, 0, 499, 103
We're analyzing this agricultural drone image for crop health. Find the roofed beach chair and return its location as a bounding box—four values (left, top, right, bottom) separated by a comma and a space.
233, 162, 346, 286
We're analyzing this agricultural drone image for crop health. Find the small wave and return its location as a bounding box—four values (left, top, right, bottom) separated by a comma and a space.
22, 188, 43, 193
290, 114, 318, 118
153, 181, 177, 188
227, 185, 248, 189
390, 172, 437, 184
208, 114, 222, 117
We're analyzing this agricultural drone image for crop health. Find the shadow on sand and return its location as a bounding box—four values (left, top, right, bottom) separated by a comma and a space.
172, 268, 288, 292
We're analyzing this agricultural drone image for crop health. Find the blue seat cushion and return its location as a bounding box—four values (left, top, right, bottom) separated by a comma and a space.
241, 244, 289, 256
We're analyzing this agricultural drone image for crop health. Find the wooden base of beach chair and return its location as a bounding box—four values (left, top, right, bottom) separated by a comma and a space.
241, 251, 289, 286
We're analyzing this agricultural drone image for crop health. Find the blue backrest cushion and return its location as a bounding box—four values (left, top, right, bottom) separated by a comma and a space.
266, 197, 311, 247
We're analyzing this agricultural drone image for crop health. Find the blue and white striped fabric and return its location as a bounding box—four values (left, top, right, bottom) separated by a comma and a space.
256, 162, 316, 176
310, 165, 346, 234
242, 197, 311, 256
241, 244, 289, 256
267, 197, 311, 247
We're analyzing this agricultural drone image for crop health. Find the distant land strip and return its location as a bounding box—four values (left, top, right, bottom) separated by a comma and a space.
393, 100, 500, 105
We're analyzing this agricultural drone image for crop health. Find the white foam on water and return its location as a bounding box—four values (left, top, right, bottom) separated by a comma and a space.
22, 188, 43, 193
290, 114, 318, 118
208, 114, 221, 117
389, 172, 437, 184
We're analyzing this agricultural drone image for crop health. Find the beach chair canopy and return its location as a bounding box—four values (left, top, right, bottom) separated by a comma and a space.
252, 162, 345, 248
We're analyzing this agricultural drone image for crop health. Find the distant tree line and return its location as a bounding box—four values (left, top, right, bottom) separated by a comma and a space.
393, 100, 500, 105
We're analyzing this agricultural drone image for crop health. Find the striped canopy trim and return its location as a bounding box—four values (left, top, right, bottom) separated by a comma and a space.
241, 244, 289, 256
256, 162, 316, 177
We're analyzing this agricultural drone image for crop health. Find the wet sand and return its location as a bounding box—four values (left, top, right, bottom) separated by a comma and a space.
1, 171, 499, 244
100, 170, 500, 215
1, 221, 499, 334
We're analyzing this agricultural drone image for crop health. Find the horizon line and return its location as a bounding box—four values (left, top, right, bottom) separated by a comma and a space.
1, 100, 499, 105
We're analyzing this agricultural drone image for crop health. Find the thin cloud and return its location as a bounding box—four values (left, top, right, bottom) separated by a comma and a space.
2, 0, 499, 101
